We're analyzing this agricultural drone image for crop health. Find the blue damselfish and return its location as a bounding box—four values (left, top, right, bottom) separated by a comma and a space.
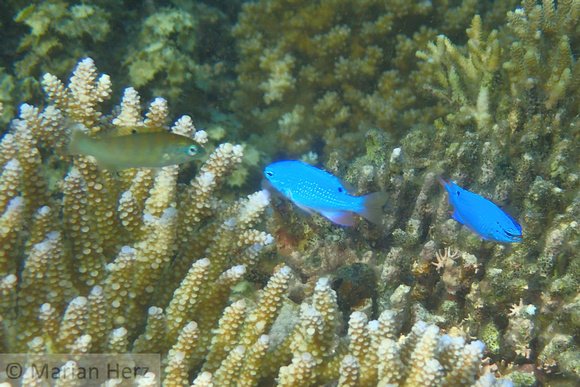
264, 161, 388, 226
441, 179, 522, 243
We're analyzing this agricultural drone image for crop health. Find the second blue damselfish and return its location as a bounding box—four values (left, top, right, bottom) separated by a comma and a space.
264, 161, 388, 226
441, 179, 522, 243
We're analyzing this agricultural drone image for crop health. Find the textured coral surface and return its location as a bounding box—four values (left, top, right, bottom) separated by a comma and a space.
0, 0, 579, 385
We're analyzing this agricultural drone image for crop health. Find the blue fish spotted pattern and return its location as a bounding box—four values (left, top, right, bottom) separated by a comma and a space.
441, 179, 522, 243
264, 161, 387, 226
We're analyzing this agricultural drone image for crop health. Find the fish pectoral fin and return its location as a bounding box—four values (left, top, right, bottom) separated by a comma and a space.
451, 210, 467, 226
81, 154, 120, 173
452, 210, 489, 239
319, 210, 356, 226
471, 228, 491, 241
462, 224, 492, 241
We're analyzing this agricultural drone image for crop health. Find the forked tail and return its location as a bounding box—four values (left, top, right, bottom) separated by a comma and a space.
357, 191, 388, 224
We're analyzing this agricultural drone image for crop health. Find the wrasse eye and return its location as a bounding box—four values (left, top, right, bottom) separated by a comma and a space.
187, 145, 198, 156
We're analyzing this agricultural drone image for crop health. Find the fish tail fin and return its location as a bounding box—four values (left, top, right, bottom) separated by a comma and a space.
357, 191, 388, 224
66, 124, 91, 155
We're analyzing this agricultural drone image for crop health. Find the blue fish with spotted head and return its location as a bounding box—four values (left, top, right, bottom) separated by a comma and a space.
264, 160, 388, 226
440, 179, 522, 242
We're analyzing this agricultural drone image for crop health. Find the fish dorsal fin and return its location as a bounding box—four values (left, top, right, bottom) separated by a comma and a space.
112, 124, 167, 136
141, 124, 168, 133
307, 163, 355, 193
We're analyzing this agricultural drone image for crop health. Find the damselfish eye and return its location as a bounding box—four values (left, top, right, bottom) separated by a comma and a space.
456, 191, 461, 196
338, 187, 344, 193
187, 145, 198, 156
265, 171, 274, 177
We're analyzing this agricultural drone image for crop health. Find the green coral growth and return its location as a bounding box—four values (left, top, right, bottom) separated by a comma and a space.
481, 321, 501, 355
232, 0, 514, 159
125, 8, 198, 92
14, 2, 110, 79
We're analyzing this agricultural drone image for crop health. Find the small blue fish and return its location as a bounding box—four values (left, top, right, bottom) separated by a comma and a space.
264, 161, 388, 226
441, 179, 522, 242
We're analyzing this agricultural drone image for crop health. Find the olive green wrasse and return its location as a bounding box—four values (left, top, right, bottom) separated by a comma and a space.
67, 128, 203, 172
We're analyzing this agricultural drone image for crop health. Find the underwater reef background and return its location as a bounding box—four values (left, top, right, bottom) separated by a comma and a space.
0, 0, 579, 385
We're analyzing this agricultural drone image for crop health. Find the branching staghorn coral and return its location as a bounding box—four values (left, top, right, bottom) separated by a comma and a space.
416, 15, 501, 130
0, 1, 112, 122
417, 0, 579, 130
335, 0, 580, 383
0, 69, 516, 387
502, 0, 580, 110
0, 57, 275, 383
146, 268, 512, 385
173, 275, 511, 386
4, 1, 237, 136
231, 0, 512, 159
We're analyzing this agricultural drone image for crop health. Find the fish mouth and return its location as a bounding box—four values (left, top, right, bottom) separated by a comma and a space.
505, 230, 522, 242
